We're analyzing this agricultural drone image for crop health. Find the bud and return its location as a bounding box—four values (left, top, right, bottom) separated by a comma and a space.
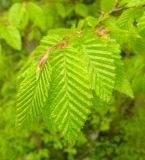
38, 55, 48, 69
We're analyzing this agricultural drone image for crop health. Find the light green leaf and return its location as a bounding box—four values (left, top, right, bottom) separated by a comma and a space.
114, 59, 134, 98
127, 26, 145, 53
16, 29, 132, 141
117, 9, 134, 29
81, 32, 118, 102
8, 3, 21, 27
100, 117, 111, 131
86, 16, 98, 27
47, 47, 93, 141
1, 25, 21, 50
56, 3, 66, 18
8, 3, 29, 29
16, 59, 51, 126
127, 0, 145, 7
118, 78, 134, 98
106, 38, 134, 98
138, 11, 145, 36
119, 0, 129, 7
101, 0, 116, 12
75, 3, 88, 17
28, 2, 46, 30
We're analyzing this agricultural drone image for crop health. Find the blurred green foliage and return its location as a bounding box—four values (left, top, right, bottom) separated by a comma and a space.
0, 0, 145, 159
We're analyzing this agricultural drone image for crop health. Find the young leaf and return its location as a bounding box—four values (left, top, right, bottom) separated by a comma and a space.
1, 25, 21, 50
114, 59, 134, 98
127, 0, 145, 7
8, 2, 29, 29
86, 16, 98, 27
28, 2, 46, 31
47, 47, 93, 141
75, 3, 88, 17
106, 37, 134, 98
55, 3, 66, 18
138, 11, 145, 37
8, 3, 21, 27
100, 0, 116, 13
81, 32, 118, 102
16, 29, 134, 141
16, 60, 51, 126
117, 9, 134, 29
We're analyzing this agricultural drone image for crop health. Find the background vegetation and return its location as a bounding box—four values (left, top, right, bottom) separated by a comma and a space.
0, 0, 145, 159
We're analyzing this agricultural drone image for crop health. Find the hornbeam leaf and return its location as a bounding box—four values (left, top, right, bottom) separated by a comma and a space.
127, 0, 145, 7
117, 9, 134, 29
8, 3, 21, 27
1, 25, 21, 50
106, 37, 134, 98
16, 29, 133, 141
47, 47, 93, 141
27, 2, 46, 30
75, 3, 88, 17
8, 2, 29, 29
81, 32, 117, 102
114, 58, 134, 98
138, 11, 145, 37
16, 59, 51, 126
100, 0, 116, 13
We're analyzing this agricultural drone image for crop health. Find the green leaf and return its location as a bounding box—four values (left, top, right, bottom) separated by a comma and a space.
17, 29, 132, 141
93, 93, 112, 116
75, 3, 88, 17
125, 55, 145, 94
28, 2, 46, 30
115, 59, 134, 98
119, 78, 134, 98
119, 0, 129, 7
81, 32, 118, 102
104, 18, 129, 45
138, 11, 145, 36
127, 26, 145, 53
117, 9, 134, 29
8, 3, 29, 29
16, 59, 51, 126
1, 25, 21, 50
55, 3, 66, 18
47, 47, 93, 141
100, 0, 116, 12
8, 3, 21, 27
100, 117, 111, 131
127, 0, 145, 7
65, 4, 74, 17
86, 16, 98, 27
106, 38, 134, 98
